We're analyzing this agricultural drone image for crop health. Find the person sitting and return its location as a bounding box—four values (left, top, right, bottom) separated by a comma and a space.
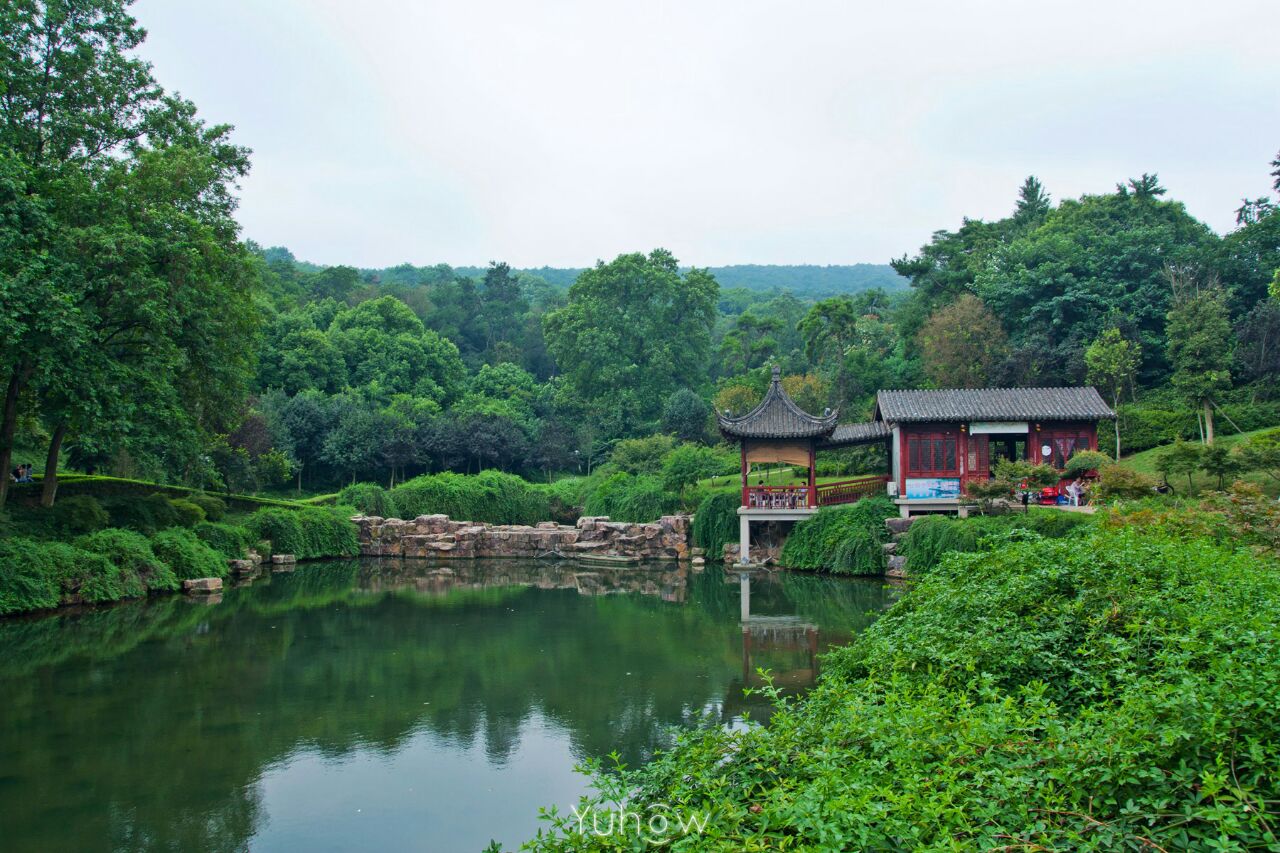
1065, 478, 1083, 507
17, 464, 33, 483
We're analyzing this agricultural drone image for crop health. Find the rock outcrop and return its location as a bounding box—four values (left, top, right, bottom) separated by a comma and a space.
354, 514, 692, 562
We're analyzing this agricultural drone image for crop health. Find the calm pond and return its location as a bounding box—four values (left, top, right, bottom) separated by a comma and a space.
0, 558, 897, 852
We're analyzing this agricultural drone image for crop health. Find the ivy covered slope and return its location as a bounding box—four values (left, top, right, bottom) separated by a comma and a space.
529, 526, 1280, 850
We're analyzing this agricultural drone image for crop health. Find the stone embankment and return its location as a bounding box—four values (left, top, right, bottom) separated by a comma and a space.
354, 514, 692, 561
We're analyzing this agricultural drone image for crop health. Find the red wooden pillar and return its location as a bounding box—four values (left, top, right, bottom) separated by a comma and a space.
898, 427, 908, 495
959, 425, 969, 492
740, 441, 749, 507
807, 442, 816, 507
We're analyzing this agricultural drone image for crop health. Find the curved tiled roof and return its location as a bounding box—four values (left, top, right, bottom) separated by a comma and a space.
818, 421, 892, 448
718, 367, 839, 439
875, 387, 1116, 423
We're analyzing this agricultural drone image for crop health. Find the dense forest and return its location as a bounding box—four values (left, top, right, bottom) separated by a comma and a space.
2, 1, 1279, 511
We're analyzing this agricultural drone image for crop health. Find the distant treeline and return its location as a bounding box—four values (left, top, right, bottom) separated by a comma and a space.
448, 263, 906, 296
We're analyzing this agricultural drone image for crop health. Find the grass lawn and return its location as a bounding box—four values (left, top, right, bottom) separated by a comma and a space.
1118, 425, 1280, 496
697, 467, 880, 492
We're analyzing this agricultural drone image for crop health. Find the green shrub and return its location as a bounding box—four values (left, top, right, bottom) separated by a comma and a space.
779, 497, 897, 574
77, 528, 177, 593
390, 471, 552, 525
193, 521, 253, 559
337, 482, 400, 518
609, 434, 677, 475
538, 477, 587, 524
692, 491, 739, 560
150, 528, 228, 580
1061, 449, 1112, 478
105, 492, 181, 534
0, 537, 143, 613
246, 506, 358, 559
186, 493, 227, 522
1095, 464, 1158, 501
582, 472, 680, 523
899, 511, 1094, 573
0, 538, 62, 614
167, 498, 206, 528
49, 495, 109, 536
531, 528, 1280, 850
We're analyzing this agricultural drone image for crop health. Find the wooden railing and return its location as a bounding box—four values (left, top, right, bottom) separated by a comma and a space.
816, 475, 890, 507
743, 476, 890, 510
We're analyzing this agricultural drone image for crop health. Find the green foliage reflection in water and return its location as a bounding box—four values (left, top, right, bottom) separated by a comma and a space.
0, 558, 895, 852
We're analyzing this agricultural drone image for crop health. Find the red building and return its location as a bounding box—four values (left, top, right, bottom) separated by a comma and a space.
718, 372, 1115, 562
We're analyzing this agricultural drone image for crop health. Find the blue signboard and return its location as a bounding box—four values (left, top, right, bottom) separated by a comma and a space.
905, 478, 961, 500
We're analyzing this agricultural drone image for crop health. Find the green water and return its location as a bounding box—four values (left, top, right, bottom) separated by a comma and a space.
0, 558, 896, 852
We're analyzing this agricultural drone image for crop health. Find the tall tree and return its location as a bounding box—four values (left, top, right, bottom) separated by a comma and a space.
1084, 328, 1141, 459
542, 250, 717, 436
1013, 175, 1051, 227
1165, 267, 1233, 444
916, 294, 1008, 388
0, 0, 259, 506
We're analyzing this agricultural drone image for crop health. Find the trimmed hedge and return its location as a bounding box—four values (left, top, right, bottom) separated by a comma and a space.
150, 528, 228, 580
193, 521, 253, 559
779, 497, 897, 574
103, 492, 180, 534
692, 491, 740, 561
167, 498, 206, 528
187, 493, 227, 522
899, 510, 1094, 574
246, 506, 358, 559
390, 471, 552, 525
337, 482, 399, 519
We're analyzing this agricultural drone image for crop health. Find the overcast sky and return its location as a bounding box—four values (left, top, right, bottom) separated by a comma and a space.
132, 0, 1280, 269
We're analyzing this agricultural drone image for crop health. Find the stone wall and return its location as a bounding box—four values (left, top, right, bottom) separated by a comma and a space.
354, 514, 692, 561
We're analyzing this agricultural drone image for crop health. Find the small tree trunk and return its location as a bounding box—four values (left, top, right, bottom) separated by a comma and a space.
40, 422, 68, 507
0, 367, 26, 510
296, 466, 303, 496
1203, 399, 1215, 445
1112, 393, 1122, 461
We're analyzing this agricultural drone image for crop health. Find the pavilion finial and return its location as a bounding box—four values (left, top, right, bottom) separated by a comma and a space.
771, 365, 781, 383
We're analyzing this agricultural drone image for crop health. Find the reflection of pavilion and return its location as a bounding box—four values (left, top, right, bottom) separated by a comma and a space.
737, 571, 819, 690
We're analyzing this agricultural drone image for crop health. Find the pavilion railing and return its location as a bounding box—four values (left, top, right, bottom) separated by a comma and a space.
815, 475, 890, 507
743, 476, 890, 510
744, 485, 810, 510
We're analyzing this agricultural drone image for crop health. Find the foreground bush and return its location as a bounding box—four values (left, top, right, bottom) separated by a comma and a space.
530, 528, 1280, 850
779, 497, 897, 574
390, 471, 551, 525
77, 528, 177, 593
149, 528, 228, 580
899, 510, 1094, 573
246, 506, 358, 559
0, 537, 151, 614
167, 498, 206, 528
692, 491, 739, 561
582, 472, 680, 523
337, 482, 399, 518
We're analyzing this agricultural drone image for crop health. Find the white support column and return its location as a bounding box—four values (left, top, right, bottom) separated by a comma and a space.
739, 514, 751, 564
739, 571, 751, 621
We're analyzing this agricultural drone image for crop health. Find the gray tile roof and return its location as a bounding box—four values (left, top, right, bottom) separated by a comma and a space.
718, 366, 839, 440
875, 387, 1116, 423
818, 421, 892, 448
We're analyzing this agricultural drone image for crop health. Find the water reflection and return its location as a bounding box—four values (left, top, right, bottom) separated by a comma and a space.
0, 558, 896, 853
